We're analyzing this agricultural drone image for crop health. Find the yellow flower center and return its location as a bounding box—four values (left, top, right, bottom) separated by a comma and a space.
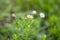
27, 15, 33, 19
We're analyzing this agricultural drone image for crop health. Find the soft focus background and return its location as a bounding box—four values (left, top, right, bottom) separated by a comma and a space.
0, 0, 60, 40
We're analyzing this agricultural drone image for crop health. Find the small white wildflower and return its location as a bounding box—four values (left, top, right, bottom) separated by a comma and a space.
27, 15, 33, 19
32, 10, 37, 14
12, 13, 16, 17
39, 12, 45, 18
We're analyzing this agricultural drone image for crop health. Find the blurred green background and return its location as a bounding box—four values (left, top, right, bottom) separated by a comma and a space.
0, 0, 60, 40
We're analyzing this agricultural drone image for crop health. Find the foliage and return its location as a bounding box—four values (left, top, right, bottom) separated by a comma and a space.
0, 0, 60, 40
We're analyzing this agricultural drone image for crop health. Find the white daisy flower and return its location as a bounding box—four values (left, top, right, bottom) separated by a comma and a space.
27, 15, 33, 19
39, 12, 45, 18
32, 10, 37, 14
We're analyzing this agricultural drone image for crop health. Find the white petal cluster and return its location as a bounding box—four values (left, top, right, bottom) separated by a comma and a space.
32, 10, 37, 14
39, 12, 45, 18
12, 13, 16, 17
27, 15, 33, 19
